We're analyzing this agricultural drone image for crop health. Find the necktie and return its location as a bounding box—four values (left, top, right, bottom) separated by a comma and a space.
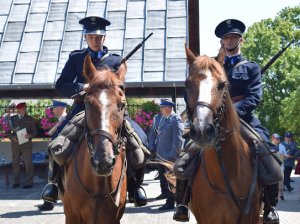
88, 48, 106, 60
224, 55, 241, 67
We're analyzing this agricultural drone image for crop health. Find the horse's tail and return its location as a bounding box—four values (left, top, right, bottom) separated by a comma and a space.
146, 159, 176, 192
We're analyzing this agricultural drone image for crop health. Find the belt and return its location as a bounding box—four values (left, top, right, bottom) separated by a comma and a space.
231, 95, 245, 103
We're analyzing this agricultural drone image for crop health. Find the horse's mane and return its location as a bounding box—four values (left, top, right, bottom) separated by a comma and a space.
89, 68, 124, 90
85, 68, 125, 111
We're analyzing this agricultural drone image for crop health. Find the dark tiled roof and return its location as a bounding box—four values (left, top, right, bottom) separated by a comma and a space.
0, 0, 188, 95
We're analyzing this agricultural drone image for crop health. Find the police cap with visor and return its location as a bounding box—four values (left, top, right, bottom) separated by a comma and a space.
160, 99, 175, 107
215, 19, 246, 38
79, 16, 110, 35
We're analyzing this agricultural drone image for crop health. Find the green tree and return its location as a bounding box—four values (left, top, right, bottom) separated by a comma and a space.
242, 5, 300, 140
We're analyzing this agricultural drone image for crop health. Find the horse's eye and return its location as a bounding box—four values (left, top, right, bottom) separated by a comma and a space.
217, 81, 226, 90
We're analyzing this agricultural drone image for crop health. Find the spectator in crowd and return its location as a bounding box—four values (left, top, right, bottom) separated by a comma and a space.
153, 99, 184, 210
6, 102, 37, 188
3, 103, 16, 126
294, 149, 300, 174
38, 100, 68, 211
281, 131, 298, 192
271, 133, 287, 200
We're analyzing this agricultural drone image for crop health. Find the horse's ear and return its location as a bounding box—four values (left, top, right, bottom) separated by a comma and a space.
215, 45, 226, 66
185, 44, 196, 65
115, 62, 127, 83
83, 54, 97, 81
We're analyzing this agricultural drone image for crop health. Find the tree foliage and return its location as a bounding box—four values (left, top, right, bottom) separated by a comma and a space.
242, 5, 300, 140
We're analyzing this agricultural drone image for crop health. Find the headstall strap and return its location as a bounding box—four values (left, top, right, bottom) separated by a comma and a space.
84, 106, 126, 155
213, 83, 234, 148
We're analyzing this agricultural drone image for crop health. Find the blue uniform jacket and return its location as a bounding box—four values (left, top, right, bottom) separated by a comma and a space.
56, 47, 122, 98
224, 55, 262, 123
224, 55, 270, 142
126, 116, 149, 148
155, 113, 184, 162
282, 141, 298, 167
54, 47, 122, 136
148, 114, 163, 152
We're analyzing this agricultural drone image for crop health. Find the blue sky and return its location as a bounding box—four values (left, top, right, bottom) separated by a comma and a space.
199, 0, 300, 56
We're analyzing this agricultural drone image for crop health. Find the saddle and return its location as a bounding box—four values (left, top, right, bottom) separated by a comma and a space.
49, 111, 149, 169
48, 111, 85, 166
174, 119, 283, 185
239, 119, 283, 185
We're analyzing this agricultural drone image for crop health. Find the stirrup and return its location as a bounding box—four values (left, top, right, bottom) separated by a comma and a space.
134, 186, 147, 207
40, 182, 58, 203
173, 204, 190, 222
263, 207, 280, 224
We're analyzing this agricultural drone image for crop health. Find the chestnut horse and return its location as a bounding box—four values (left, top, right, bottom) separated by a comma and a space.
185, 47, 263, 224
60, 55, 127, 224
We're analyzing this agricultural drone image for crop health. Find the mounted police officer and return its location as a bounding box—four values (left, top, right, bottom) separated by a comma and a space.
40, 16, 148, 208
173, 19, 281, 224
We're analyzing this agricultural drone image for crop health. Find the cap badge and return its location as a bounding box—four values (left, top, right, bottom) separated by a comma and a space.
91, 17, 96, 24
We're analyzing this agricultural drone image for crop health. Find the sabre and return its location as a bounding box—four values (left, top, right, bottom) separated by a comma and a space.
121, 32, 153, 64
261, 39, 295, 75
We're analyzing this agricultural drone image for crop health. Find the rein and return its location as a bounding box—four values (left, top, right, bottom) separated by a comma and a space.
191, 82, 258, 220
84, 103, 126, 156
73, 134, 127, 206
72, 93, 127, 215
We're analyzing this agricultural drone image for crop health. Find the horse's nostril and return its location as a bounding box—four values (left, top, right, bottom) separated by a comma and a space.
111, 157, 116, 167
91, 157, 100, 166
206, 124, 215, 136
190, 125, 197, 138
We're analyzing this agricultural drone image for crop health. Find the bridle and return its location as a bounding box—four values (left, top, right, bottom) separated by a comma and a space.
188, 79, 259, 220
73, 86, 127, 213
84, 86, 126, 156
188, 81, 233, 145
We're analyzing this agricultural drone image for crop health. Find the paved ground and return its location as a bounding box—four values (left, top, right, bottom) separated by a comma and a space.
0, 169, 299, 224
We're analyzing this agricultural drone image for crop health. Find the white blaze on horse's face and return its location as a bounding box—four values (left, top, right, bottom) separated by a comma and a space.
198, 69, 213, 104
99, 91, 109, 132
195, 69, 214, 134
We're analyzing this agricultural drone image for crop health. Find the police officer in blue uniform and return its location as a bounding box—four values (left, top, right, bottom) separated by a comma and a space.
154, 99, 184, 210
174, 19, 280, 224
40, 16, 147, 207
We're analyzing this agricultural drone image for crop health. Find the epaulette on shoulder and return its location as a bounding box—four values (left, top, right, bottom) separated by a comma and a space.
109, 53, 122, 59
70, 48, 86, 56
171, 114, 180, 121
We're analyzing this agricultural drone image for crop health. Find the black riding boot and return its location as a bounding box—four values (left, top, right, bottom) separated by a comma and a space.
41, 158, 59, 203
173, 179, 190, 222
263, 184, 280, 224
173, 140, 200, 222
127, 168, 147, 207
38, 201, 54, 211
